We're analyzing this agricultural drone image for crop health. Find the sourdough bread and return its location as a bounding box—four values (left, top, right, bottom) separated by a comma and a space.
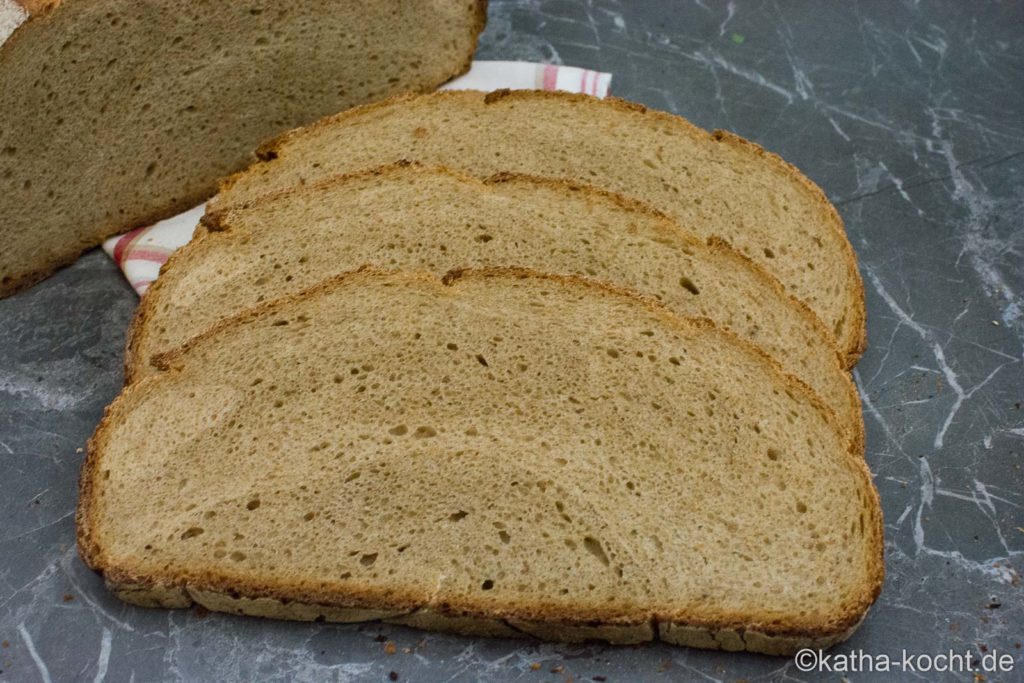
127, 164, 863, 448
211, 89, 866, 364
79, 268, 883, 655
0, 0, 485, 296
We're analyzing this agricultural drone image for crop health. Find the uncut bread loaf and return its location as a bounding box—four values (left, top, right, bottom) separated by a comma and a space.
211, 89, 866, 364
0, 0, 484, 297
79, 268, 883, 654
126, 163, 863, 449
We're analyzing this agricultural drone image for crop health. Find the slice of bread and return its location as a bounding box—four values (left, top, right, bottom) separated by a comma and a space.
210, 89, 866, 364
79, 268, 883, 655
0, 0, 485, 297
126, 163, 863, 449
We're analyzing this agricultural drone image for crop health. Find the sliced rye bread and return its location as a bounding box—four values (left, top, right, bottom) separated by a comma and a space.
0, 0, 484, 297
78, 268, 884, 655
210, 89, 866, 365
126, 163, 863, 450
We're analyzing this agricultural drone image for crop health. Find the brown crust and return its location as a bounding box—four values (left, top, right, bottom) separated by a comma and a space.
12, 0, 60, 15
132, 163, 863, 451
0, 0, 487, 298
225, 89, 865, 365
82, 267, 883, 655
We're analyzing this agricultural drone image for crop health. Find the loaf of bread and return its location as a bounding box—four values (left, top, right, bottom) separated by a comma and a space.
0, 0, 485, 296
211, 89, 866, 364
126, 163, 862, 448
79, 268, 883, 655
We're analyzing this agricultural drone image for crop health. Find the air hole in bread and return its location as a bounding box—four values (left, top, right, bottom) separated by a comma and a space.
679, 276, 700, 295
583, 537, 610, 567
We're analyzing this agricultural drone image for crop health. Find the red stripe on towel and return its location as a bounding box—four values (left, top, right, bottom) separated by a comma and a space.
122, 248, 173, 263
542, 63, 558, 91
111, 226, 148, 266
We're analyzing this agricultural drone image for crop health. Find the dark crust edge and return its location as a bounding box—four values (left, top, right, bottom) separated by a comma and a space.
81, 267, 883, 655
0, 0, 486, 298
125, 162, 862, 453
219, 88, 865, 365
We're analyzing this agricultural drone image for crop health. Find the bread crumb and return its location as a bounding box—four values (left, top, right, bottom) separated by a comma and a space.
383, 641, 396, 655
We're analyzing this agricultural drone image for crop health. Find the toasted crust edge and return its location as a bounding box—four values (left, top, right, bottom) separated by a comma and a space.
126, 163, 863, 452
218, 88, 866, 364
82, 267, 883, 656
0, 0, 486, 299
98, 582, 865, 655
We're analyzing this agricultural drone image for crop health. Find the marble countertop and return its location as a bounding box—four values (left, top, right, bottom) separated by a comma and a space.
1, 1, 1022, 681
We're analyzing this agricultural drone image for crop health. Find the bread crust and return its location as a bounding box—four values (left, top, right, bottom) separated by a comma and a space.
126, 163, 864, 452
81, 267, 883, 656
12, 0, 59, 15
225, 89, 866, 365
0, 0, 487, 298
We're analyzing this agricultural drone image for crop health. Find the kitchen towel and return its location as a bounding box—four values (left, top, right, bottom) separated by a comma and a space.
103, 61, 613, 295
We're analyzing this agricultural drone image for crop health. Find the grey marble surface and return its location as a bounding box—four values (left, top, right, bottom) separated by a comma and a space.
1, 1, 1022, 681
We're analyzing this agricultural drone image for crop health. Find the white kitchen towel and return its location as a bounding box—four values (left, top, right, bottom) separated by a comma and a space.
103, 61, 612, 295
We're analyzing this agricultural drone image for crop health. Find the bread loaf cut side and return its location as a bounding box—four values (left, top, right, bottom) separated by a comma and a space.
79, 268, 884, 655
211, 89, 866, 364
127, 164, 862, 449
0, 0, 485, 297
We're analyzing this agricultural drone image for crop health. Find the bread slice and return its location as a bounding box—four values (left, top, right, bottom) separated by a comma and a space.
210, 89, 866, 364
0, 0, 484, 297
126, 163, 863, 449
79, 267, 884, 655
